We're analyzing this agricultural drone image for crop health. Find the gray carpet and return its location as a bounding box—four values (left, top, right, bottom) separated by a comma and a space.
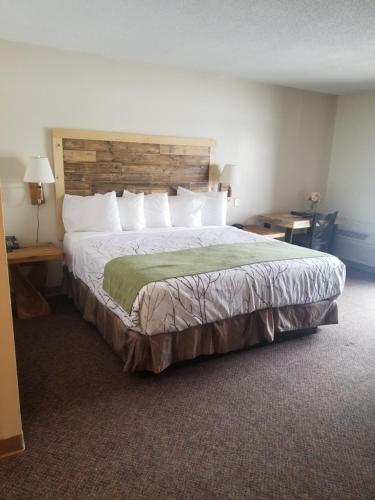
0, 268, 374, 499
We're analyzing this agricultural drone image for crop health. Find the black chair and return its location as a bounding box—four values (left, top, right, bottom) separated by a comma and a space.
293, 211, 338, 253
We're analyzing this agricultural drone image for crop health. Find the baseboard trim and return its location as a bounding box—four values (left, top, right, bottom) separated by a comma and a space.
0, 433, 25, 459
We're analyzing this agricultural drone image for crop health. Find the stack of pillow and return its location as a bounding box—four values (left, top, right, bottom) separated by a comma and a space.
62, 188, 228, 233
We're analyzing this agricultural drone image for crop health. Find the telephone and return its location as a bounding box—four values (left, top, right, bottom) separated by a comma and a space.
5, 236, 20, 252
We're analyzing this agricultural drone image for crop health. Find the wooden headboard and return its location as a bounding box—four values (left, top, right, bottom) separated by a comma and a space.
52, 128, 215, 240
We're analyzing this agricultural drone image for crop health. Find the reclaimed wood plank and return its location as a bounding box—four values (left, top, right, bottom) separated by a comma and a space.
62, 139, 110, 151
110, 142, 160, 153
64, 189, 92, 196
63, 150, 97, 163
95, 151, 114, 162
160, 144, 210, 156
65, 181, 91, 191
109, 152, 209, 166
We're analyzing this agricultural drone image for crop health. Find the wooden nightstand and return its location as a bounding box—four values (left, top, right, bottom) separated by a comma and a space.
7, 243, 64, 320
242, 225, 285, 239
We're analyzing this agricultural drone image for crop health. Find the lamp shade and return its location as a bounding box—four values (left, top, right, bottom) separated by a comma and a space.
220, 164, 239, 185
24, 157, 55, 184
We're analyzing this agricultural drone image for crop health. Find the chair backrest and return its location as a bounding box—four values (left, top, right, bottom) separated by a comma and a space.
310, 211, 338, 251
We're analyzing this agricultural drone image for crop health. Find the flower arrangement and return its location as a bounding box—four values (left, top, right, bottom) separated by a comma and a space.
307, 192, 321, 211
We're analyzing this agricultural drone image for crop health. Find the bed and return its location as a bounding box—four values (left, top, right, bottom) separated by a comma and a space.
54, 128, 346, 373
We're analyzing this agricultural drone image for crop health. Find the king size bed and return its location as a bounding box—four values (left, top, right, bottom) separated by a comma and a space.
54, 128, 346, 373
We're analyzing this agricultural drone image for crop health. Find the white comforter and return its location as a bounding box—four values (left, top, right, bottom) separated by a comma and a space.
64, 226, 346, 336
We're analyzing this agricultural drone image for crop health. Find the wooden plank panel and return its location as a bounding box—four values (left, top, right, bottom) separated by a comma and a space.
183, 155, 210, 165
64, 162, 125, 174
108, 152, 172, 166
96, 147, 163, 161
80, 170, 208, 183
110, 142, 160, 153
64, 189, 93, 196
63, 150, 97, 163
95, 151, 114, 162
110, 152, 209, 167
62, 139, 110, 151
91, 181, 209, 196
92, 183, 175, 195
160, 144, 210, 156
65, 181, 91, 192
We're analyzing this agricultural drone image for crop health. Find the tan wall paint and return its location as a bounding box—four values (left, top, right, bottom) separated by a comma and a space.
0, 39, 337, 284
325, 92, 375, 233
0, 189, 23, 453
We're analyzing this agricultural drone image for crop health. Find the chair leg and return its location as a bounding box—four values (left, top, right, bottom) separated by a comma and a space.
285, 228, 294, 243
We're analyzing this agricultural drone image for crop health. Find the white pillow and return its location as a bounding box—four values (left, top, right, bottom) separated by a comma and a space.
168, 196, 203, 227
124, 191, 172, 228
117, 193, 145, 231
62, 191, 122, 232
177, 187, 227, 226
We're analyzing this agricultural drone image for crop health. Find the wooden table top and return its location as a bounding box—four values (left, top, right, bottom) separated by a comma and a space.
242, 225, 285, 239
257, 212, 342, 230
257, 213, 312, 229
7, 243, 64, 265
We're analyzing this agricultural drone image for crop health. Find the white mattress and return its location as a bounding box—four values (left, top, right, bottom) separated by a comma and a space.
63, 226, 346, 336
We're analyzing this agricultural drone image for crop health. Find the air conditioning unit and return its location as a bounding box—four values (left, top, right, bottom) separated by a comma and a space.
335, 228, 375, 270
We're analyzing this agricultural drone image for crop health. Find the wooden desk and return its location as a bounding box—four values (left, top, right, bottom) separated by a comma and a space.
7, 244, 64, 319
242, 225, 285, 239
257, 213, 341, 243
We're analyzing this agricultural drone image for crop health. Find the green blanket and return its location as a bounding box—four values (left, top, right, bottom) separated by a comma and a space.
103, 241, 326, 314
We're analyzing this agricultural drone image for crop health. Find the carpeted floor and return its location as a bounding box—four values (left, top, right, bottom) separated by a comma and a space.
0, 268, 374, 499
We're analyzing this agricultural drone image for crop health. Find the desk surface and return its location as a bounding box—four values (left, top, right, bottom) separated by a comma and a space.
257, 212, 342, 229
242, 225, 285, 239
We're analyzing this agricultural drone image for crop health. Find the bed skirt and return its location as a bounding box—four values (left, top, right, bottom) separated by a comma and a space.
64, 268, 338, 373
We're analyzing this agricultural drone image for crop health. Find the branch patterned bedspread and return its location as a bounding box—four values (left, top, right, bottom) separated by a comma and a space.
103, 241, 329, 314
67, 226, 346, 336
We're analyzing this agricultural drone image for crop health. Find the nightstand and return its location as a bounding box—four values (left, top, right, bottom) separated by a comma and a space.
242, 225, 285, 239
7, 243, 64, 319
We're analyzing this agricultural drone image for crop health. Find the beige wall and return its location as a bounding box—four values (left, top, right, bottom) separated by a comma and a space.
0, 40, 337, 283
0, 190, 23, 453
326, 92, 375, 233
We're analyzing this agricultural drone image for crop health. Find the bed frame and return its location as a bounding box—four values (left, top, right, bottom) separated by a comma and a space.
52, 128, 216, 241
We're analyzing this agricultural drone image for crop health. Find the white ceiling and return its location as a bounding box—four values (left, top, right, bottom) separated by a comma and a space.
1, 0, 375, 94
